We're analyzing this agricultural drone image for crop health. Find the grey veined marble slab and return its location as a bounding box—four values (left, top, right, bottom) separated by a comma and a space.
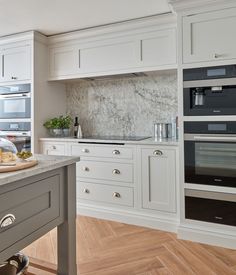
66, 71, 178, 137
0, 154, 79, 186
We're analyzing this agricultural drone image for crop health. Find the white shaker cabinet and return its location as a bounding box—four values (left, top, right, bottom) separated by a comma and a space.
48, 15, 177, 80
0, 45, 31, 82
183, 8, 236, 64
141, 147, 176, 213
49, 45, 80, 78
140, 29, 176, 67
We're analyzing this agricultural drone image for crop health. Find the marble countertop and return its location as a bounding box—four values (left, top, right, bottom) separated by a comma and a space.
39, 137, 179, 146
0, 154, 79, 187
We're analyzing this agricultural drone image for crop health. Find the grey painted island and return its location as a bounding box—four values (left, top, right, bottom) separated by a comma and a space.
0, 154, 79, 275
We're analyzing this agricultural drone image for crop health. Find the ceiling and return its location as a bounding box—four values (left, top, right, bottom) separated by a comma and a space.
0, 0, 172, 37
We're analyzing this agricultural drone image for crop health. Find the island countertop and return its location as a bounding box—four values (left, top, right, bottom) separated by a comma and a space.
0, 154, 79, 187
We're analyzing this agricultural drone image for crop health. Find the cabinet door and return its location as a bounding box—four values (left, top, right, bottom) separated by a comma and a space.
183, 8, 236, 63
140, 29, 177, 67
49, 45, 80, 78
79, 38, 139, 74
141, 147, 176, 213
2, 45, 31, 82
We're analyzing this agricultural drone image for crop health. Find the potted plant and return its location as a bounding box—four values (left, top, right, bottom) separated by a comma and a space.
60, 115, 73, 137
43, 115, 72, 137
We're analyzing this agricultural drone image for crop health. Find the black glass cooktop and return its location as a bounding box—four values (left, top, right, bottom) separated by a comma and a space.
82, 136, 150, 141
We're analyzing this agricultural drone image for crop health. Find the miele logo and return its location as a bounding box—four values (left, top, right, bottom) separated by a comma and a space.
213, 110, 221, 113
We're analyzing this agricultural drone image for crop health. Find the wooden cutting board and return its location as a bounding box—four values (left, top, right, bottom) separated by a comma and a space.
0, 160, 38, 173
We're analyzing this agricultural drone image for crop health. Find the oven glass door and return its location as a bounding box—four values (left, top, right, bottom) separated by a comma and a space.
0, 96, 31, 119
185, 140, 236, 187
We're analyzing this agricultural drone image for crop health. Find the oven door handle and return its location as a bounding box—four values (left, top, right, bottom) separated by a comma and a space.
184, 134, 236, 142
0, 93, 30, 99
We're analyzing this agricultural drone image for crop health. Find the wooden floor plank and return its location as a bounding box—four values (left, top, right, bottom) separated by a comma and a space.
179, 240, 236, 275
164, 240, 215, 274
22, 215, 236, 275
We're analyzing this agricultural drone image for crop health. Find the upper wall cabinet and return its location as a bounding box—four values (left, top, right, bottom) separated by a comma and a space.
49, 45, 80, 77
0, 44, 31, 83
183, 8, 236, 64
78, 38, 139, 74
48, 15, 177, 80
140, 29, 176, 67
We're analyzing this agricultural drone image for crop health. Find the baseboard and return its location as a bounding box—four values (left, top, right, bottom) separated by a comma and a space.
77, 203, 178, 233
178, 225, 236, 249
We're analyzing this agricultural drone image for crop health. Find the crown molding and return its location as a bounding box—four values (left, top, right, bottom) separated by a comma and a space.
0, 31, 47, 46
48, 13, 177, 45
169, 0, 236, 13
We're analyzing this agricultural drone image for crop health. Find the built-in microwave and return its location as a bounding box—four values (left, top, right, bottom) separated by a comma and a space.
183, 65, 236, 116
184, 121, 236, 188
0, 84, 31, 119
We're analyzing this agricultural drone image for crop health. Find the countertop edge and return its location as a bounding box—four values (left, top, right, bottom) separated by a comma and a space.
0, 155, 79, 187
39, 137, 179, 146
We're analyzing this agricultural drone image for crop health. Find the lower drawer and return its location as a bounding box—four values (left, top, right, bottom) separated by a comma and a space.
0, 174, 60, 252
77, 182, 134, 207
77, 160, 133, 183
185, 189, 236, 226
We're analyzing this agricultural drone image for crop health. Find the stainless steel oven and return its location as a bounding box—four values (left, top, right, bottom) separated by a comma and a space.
183, 65, 236, 116
0, 122, 31, 152
0, 84, 31, 119
184, 121, 236, 187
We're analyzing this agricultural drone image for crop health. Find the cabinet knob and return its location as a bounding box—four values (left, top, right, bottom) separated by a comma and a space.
112, 169, 120, 175
82, 148, 89, 153
83, 167, 89, 172
0, 214, 16, 229
112, 150, 120, 155
11, 76, 18, 80
153, 150, 163, 156
52, 145, 56, 150
113, 192, 121, 198
83, 188, 90, 194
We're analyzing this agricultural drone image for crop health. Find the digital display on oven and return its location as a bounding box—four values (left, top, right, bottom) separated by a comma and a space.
208, 124, 227, 131
207, 68, 226, 77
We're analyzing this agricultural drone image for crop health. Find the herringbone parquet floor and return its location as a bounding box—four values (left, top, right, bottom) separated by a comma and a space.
23, 216, 236, 275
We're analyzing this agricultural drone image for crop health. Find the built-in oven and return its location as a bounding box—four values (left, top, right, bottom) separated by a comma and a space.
184, 121, 236, 188
0, 84, 31, 119
183, 65, 236, 116
0, 122, 31, 152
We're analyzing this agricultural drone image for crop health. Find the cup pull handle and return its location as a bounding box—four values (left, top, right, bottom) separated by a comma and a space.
113, 192, 121, 198
153, 150, 163, 156
0, 214, 16, 228
113, 169, 120, 175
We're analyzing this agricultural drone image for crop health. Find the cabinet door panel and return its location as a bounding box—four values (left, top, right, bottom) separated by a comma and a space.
49, 46, 79, 77
141, 148, 176, 213
2, 45, 31, 82
141, 29, 176, 66
183, 8, 236, 63
79, 39, 139, 73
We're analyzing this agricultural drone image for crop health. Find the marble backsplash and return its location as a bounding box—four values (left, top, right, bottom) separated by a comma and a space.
66, 71, 178, 137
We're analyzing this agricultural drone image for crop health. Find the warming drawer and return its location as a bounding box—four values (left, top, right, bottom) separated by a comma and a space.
185, 189, 236, 226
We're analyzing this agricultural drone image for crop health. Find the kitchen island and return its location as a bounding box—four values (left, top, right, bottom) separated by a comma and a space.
0, 154, 79, 275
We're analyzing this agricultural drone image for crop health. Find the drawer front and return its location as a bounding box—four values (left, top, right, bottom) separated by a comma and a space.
70, 144, 133, 160
0, 174, 60, 252
185, 190, 236, 227
77, 182, 133, 207
77, 160, 133, 183
43, 143, 66, 156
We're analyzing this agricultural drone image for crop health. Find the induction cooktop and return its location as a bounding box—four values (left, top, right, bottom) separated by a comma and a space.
82, 136, 150, 141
